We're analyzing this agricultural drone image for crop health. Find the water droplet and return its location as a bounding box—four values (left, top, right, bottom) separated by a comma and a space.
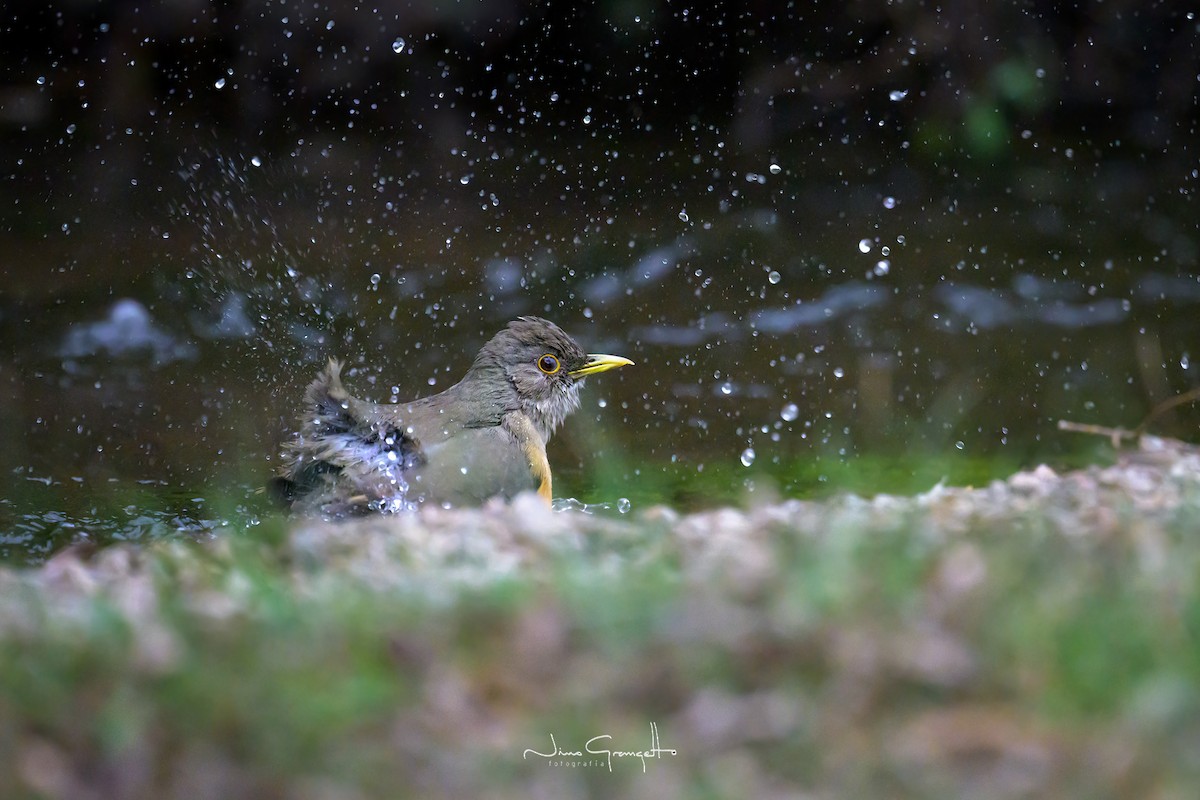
617, 497, 631, 513
858, 238, 872, 254
325, 19, 335, 30
392, 37, 406, 53
678, 210, 690, 223
889, 89, 909, 101
780, 403, 799, 422
214, 77, 226, 89
719, 381, 733, 396
833, 367, 845, 378
740, 447, 756, 467
955, 441, 965, 450
769, 163, 782, 175
250, 155, 262, 167
36, 76, 46, 86
767, 270, 781, 285
874, 260, 890, 276
882, 196, 896, 209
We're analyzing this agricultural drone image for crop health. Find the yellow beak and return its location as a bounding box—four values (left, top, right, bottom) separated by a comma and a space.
569, 353, 634, 377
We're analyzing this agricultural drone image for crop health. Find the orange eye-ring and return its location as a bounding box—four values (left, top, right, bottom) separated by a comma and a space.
537, 354, 561, 375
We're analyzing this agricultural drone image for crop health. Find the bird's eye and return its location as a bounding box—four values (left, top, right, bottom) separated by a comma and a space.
537, 354, 561, 375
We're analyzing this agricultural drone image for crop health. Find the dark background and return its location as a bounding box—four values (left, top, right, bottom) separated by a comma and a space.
4, 1, 1197, 220
2, 1, 1199, 559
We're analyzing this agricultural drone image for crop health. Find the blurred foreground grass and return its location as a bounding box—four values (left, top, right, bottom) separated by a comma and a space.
2, 451, 1200, 799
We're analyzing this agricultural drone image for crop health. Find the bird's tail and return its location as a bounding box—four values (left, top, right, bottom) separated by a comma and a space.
300, 358, 358, 437
270, 359, 357, 506
271, 359, 419, 513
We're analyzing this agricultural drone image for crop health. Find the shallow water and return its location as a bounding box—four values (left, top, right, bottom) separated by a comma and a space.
2, 144, 1198, 563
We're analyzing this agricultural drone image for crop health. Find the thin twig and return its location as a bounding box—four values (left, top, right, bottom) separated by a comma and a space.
1056, 419, 1137, 450
1134, 386, 1200, 436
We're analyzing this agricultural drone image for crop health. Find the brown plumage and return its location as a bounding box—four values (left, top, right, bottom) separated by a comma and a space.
270, 317, 632, 513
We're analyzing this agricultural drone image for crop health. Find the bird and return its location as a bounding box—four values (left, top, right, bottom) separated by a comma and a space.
270, 317, 633, 514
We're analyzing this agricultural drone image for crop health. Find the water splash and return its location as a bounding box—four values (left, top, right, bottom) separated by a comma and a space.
553, 497, 632, 515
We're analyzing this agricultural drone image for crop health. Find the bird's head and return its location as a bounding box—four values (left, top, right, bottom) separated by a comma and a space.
467, 316, 633, 439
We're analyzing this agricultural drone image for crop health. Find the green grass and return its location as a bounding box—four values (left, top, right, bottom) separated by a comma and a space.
560, 446, 1107, 510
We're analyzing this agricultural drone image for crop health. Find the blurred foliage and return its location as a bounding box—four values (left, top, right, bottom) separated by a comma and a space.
2, 0, 1197, 196
2, 489, 1200, 797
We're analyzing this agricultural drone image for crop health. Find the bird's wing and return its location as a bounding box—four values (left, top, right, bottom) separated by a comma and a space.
406, 422, 542, 504
273, 359, 426, 505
